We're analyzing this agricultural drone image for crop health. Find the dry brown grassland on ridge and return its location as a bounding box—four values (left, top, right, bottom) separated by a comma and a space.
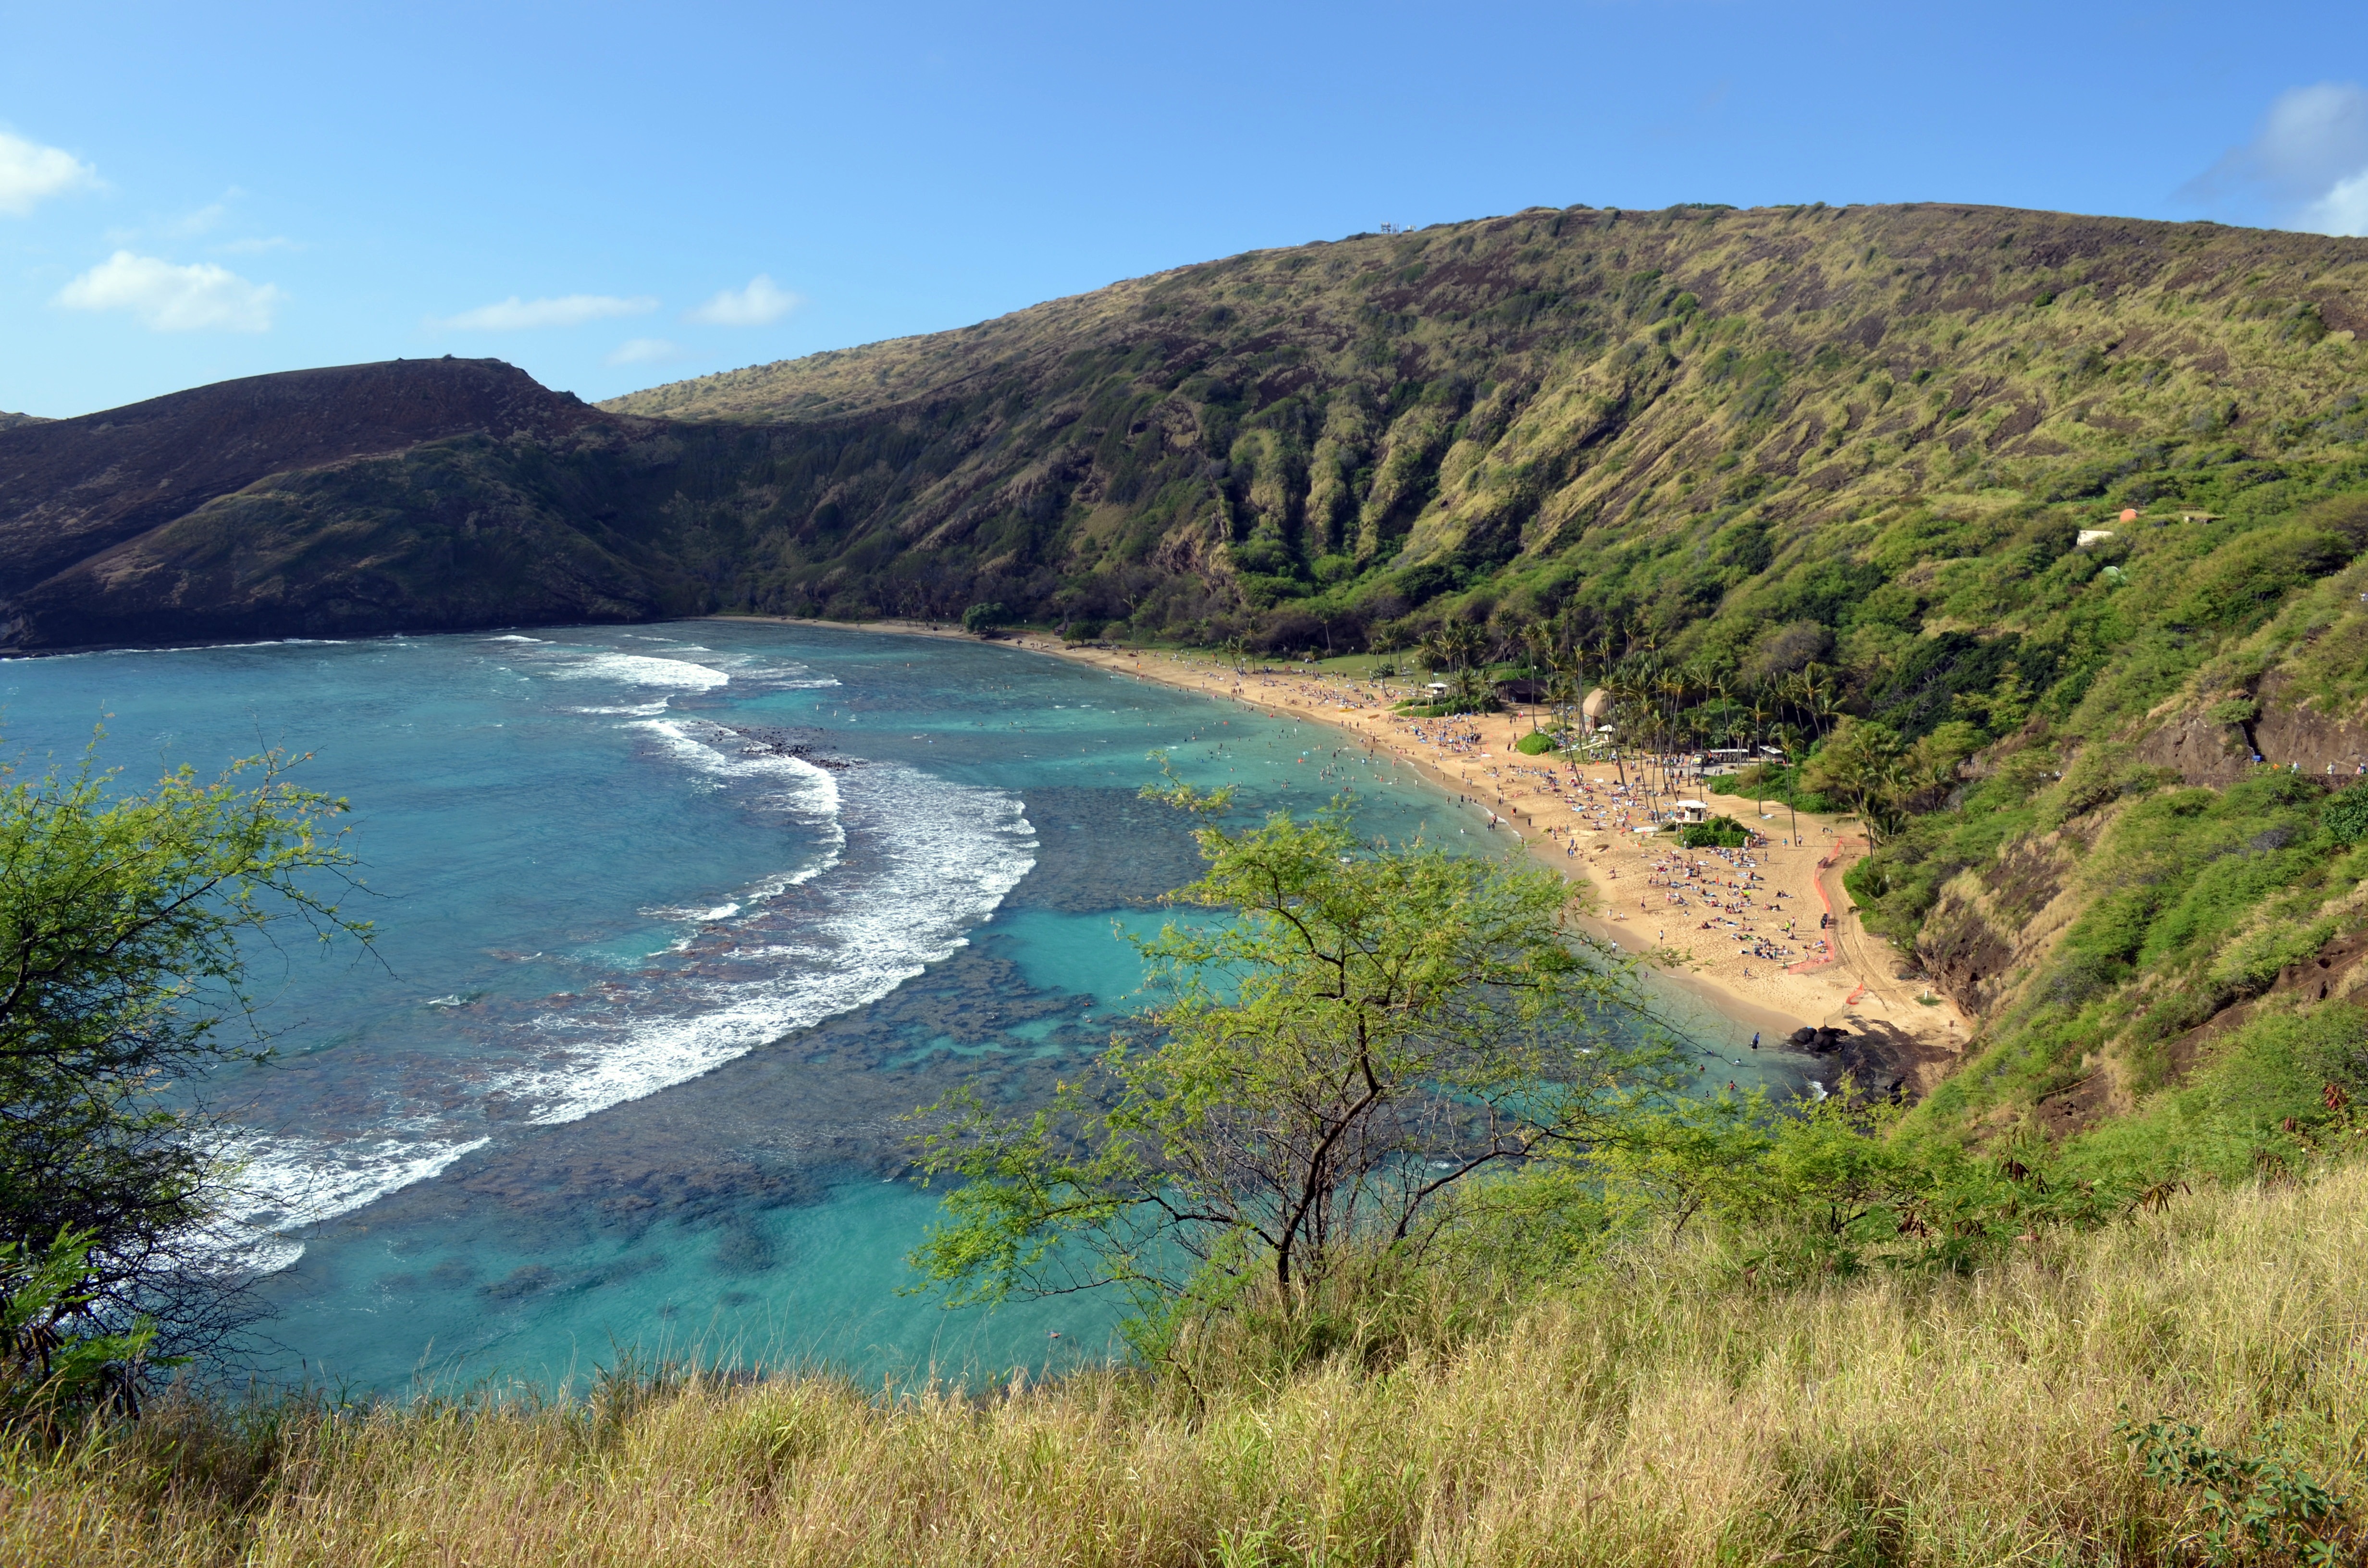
9, 1160, 2367, 1567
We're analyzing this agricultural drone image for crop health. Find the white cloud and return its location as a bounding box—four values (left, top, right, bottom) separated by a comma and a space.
430, 293, 658, 331
2186, 82, 2368, 233
606, 337, 682, 365
53, 250, 279, 331
166, 200, 230, 237
2304, 169, 2368, 237
0, 130, 99, 217
685, 274, 800, 327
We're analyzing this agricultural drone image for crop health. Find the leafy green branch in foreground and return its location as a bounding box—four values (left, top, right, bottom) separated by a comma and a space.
0, 738, 373, 1377
906, 778, 1677, 1348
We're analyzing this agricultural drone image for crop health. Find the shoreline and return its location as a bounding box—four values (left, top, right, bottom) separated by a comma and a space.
715, 615, 1968, 1093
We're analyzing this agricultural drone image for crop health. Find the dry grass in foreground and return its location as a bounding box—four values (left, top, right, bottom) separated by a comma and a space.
9, 1165, 2368, 1567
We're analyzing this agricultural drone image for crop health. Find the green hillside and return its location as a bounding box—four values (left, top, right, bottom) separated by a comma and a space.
10, 201, 2368, 1139
19, 203, 2368, 1565
606, 201, 2368, 652
603, 200, 2368, 1153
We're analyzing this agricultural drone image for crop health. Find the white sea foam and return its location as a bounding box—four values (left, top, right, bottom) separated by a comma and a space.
730, 666, 840, 688
570, 701, 672, 717
489, 634, 547, 643
674, 901, 742, 922
210, 1133, 493, 1270
205, 658, 1023, 1271
499, 757, 1036, 1127
629, 717, 845, 823
553, 652, 730, 689
88, 640, 297, 657
648, 859, 839, 945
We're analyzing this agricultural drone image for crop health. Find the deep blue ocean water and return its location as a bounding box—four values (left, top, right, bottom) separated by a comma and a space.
0, 621, 1808, 1391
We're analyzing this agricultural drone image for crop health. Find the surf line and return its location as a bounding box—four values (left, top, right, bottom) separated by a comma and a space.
710, 616, 1813, 1052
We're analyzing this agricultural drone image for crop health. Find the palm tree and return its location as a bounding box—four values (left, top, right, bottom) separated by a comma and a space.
1740, 687, 1775, 819
1545, 646, 1584, 746
1519, 620, 1555, 733
1415, 628, 1447, 676
1801, 663, 1842, 740
1449, 663, 1493, 714
1772, 722, 1806, 846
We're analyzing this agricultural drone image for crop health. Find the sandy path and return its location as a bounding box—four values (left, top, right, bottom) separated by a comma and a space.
718, 618, 1969, 1060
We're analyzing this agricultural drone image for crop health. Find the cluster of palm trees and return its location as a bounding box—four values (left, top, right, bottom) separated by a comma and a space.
1409, 624, 1493, 711
1404, 614, 1849, 759
1207, 600, 1941, 840
1228, 602, 1946, 841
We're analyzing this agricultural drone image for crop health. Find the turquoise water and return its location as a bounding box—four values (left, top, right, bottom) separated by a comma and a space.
0, 622, 1808, 1392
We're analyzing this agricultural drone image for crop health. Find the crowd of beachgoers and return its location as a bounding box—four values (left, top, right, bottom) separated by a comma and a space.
730, 620, 1970, 1072
1015, 643, 1969, 1066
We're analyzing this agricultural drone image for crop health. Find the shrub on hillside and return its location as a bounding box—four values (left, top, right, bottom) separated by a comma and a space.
2325, 786, 2368, 845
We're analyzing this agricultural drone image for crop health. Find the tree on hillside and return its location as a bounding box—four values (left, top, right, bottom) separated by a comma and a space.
0, 743, 370, 1409
1801, 718, 1909, 842
907, 773, 1676, 1346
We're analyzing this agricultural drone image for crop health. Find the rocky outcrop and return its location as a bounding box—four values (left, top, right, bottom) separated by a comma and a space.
2136, 669, 2368, 788
2251, 672, 2368, 781
1916, 821, 2096, 1019
2133, 703, 2252, 786
1784, 1020, 1951, 1102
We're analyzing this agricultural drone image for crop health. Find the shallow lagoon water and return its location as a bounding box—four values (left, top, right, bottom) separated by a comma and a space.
0, 622, 1811, 1391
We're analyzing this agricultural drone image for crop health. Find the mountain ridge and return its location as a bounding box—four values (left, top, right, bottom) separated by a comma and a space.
599, 200, 2368, 646
3, 199, 2368, 1154
8, 201, 2363, 655
0, 357, 728, 648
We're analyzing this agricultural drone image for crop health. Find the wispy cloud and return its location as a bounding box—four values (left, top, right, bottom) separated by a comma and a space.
2305, 171, 2368, 238
2184, 82, 2368, 235
53, 251, 279, 331
165, 199, 231, 238
606, 337, 682, 366
431, 293, 658, 331
685, 274, 800, 327
0, 129, 99, 217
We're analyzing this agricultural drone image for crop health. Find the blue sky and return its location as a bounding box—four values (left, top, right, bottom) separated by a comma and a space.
5, 0, 2367, 418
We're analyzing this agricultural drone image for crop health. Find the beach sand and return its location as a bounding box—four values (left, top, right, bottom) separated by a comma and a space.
721, 619, 1971, 1093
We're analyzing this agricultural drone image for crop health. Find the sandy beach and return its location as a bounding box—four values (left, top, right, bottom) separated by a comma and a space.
721, 618, 1971, 1091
